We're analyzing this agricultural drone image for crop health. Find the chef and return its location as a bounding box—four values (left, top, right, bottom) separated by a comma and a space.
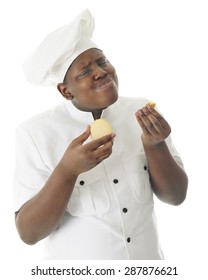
13, 9, 188, 259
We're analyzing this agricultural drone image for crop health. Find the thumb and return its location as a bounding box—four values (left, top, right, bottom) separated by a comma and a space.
74, 125, 91, 145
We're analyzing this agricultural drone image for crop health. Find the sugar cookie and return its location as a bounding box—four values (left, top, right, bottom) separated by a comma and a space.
145, 101, 156, 108
90, 119, 113, 140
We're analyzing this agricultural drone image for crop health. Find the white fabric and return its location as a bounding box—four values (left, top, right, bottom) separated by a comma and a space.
13, 97, 184, 260
22, 9, 98, 86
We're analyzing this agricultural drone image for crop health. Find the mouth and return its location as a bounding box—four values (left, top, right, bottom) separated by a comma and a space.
97, 78, 115, 91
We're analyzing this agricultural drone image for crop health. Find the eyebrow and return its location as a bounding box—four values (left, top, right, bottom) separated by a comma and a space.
79, 55, 106, 69
79, 62, 91, 70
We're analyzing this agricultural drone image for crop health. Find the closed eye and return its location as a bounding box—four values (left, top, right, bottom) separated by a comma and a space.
98, 59, 109, 67
79, 68, 91, 77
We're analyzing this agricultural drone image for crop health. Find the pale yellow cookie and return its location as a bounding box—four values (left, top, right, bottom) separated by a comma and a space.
90, 119, 113, 140
145, 101, 156, 108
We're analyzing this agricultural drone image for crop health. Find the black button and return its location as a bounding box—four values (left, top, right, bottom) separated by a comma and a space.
80, 180, 85, 186
127, 237, 131, 243
113, 179, 119, 184
123, 208, 128, 213
144, 166, 148, 171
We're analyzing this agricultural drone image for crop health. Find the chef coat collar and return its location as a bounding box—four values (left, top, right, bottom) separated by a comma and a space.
63, 99, 111, 125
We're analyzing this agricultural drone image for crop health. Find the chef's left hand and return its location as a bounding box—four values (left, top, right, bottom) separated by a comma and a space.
135, 104, 171, 148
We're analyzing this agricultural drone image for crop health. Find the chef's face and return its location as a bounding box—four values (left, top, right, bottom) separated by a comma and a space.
57, 48, 119, 113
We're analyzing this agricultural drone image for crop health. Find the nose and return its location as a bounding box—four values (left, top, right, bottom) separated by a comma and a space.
93, 66, 107, 80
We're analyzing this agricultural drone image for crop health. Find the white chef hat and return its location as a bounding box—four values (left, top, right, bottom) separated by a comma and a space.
22, 9, 98, 86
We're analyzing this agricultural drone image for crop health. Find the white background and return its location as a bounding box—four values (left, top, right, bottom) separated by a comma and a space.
1, 0, 208, 278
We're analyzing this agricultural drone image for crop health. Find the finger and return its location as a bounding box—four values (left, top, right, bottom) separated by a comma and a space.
135, 110, 158, 135
83, 140, 113, 167
95, 152, 112, 164
142, 110, 166, 135
145, 106, 171, 131
142, 116, 159, 135
89, 133, 116, 150
94, 140, 113, 160
73, 126, 91, 145
138, 106, 171, 135
135, 110, 148, 134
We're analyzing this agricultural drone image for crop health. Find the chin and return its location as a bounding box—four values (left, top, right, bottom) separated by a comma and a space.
104, 91, 118, 107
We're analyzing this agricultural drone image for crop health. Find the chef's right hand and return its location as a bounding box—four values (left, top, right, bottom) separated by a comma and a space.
58, 126, 115, 180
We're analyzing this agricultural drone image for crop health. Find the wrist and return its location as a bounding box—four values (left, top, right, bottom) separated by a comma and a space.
56, 162, 79, 185
142, 137, 166, 151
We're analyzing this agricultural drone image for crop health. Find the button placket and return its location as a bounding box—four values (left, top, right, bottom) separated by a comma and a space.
122, 208, 131, 244
107, 170, 133, 249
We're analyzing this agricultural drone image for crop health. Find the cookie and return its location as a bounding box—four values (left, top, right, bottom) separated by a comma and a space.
145, 101, 156, 108
90, 119, 113, 140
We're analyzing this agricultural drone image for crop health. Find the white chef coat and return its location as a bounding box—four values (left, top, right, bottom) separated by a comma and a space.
13, 96, 184, 260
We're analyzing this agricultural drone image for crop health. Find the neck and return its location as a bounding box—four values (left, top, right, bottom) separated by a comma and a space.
92, 109, 103, 120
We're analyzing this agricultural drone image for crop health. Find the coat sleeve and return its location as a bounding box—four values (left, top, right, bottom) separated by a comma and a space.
13, 124, 51, 212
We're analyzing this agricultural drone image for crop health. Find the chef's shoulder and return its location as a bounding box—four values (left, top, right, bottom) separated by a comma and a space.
118, 96, 148, 111
16, 103, 69, 135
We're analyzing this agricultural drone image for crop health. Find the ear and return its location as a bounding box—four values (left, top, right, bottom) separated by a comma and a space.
57, 83, 73, 100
